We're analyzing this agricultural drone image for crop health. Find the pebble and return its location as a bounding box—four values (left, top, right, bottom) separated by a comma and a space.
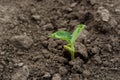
97, 6, 110, 22
12, 65, 29, 80
76, 43, 88, 58
0, 64, 4, 72
0, 51, 5, 55
48, 39, 58, 49
52, 73, 61, 80
32, 15, 41, 20
104, 44, 112, 52
69, 74, 80, 80
78, 29, 89, 39
42, 23, 54, 30
59, 66, 68, 75
90, 0, 97, 5
83, 70, 90, 77
42, 72, 51, 79
94, 55, 102, 64
70, 3, 77, 7
18, 62, 24, 67
10, 34, 33, 49
91, 47, 100, 54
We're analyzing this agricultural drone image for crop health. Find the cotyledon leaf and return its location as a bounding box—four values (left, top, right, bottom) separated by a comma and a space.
71, 24, 85, 43
50, 30, 72, 43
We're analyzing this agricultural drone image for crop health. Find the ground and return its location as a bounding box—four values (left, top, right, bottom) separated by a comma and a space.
0, 0, 120, 80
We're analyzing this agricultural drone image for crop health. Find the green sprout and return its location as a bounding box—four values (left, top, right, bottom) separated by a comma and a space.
50, 24, 85, 60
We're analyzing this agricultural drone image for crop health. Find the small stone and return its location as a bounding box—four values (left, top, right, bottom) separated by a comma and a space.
83, 70, 90, 77
42, 49, 49, 54
78, 29, 89, 39
117, 30, 120, 35
115, 7, 120, 14
76, 43, 88, 58
90, 0, 97, 5
12, 66, 29, 80
104, 44, 112, 52
1, 51, 5, 55
97, 6, 110, 22
42, 72, 51, 79
70, 3, 77, 7
103, 61, 110, 67
18, 62, 24, 67
109, 18, 117, 28
42, 50, 50, 59
0, 64, 4, 72
64, 7, 72, 12
18, 14, 28, 21
91, 47, 100, 54
10, 34, 33, 49
59, 66, 68, 75
94, 55, 102, 64
52, 73, 61, 80
32, 15, 40, 20
69, 20, 79, 26
69, 74, 80, 80
54, 56, 68, 63
48, 39, 58, 49
42, 23, 54, 30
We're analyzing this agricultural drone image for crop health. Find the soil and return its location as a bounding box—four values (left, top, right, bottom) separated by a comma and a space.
0, 0, 120, 80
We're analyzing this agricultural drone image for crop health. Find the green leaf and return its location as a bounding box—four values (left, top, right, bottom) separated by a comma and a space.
50, 30, 72, 43
71, 24, 85, 43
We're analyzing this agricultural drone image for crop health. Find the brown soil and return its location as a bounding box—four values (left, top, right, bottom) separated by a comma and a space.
0, 0, 120, 80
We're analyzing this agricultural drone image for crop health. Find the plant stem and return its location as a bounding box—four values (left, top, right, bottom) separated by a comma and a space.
64, 44, 75, 60
70, 50, 75, 60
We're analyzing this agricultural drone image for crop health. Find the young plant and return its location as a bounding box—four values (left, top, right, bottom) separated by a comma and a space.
50, 24, 85, 60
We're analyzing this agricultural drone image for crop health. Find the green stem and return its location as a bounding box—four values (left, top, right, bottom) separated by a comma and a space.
64, 44, 75, 60
70, 50, 74, 60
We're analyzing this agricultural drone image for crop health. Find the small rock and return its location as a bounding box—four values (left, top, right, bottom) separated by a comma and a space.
104, 44, 112, 52
91, 47, 100, 54
109, 18, 117, 28
70, 3, 77, 7
10, 34, 33, 49
42, 49, 50, 58
59, 66, 68, 75
42, 72, 51, 79
69, 20, 79, 26
117, 30, 120, 35
42, 23, 54, 30
93, 55, 102, 64
83, 70, 90, 77
12, 65, 29, 80
1, 51, 5, 55
54, 56, 68, 63
18, 14, 28, 21
97, 6, 110, 22
0, 64, 4, 72
76, 43, 88, 58
18, 62, 24, 67
69, 74, 80, 80
52, 73, 61, 80
32, 15, 40, 20
90, 0, 97, 5
48, 39, 58, 49
77, 29, 89, 39
115, 7, 120, 14
103, 61, 110, 67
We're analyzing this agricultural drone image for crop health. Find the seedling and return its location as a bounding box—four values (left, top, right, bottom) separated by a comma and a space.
50, 24, 85, 60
